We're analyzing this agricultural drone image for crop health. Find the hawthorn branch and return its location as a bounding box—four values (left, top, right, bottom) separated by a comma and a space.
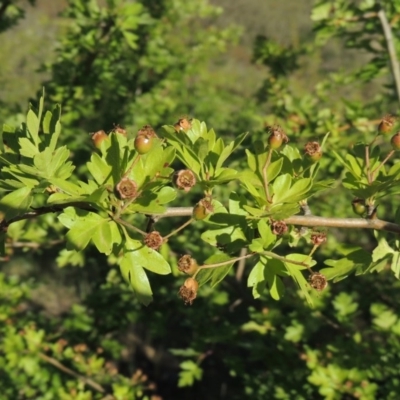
38, 352, 105, 393
2, 204, 400, 237
283, 215, 400, 235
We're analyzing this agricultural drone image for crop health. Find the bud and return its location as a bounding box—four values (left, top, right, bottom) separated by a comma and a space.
144, 231, 163, 250
173, 170, 197, 192
179, 278, 199, 305
378, 114, 396, 134
177, 255, 198, 275
391, 131, 400, 150
271, 220, 288, 236
308, 272, 328, 291
267, 125, 288, 149
304, 141, 322, 162
193, 198, 214, 220
351, 198, 366, 216
116, 177, 138, 199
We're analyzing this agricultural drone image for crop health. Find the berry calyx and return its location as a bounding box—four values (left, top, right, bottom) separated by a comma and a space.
304, 141, 322, 162
91, 130, 108, 149
134, 134, 154, 154
271, 220, 288, 236
144, 231, 164, 250
310, 231, 327, 246
391, 131, 400, 150
177, 255, 198, 275
378, 114, 396, 134
137, 125, 157, 138
173, 170, 197, 192
308, 272, 328, 291
111, 124, 127, 137
267, 125, 288, 150
192, 198, 214, 221
116, 177, 138, 199
178, 278, 199, 305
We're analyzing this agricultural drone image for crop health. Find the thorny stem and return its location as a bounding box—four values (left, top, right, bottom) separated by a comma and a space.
163, 218, 194, 240
262, 148, 273, 203
371, 149, 395, 180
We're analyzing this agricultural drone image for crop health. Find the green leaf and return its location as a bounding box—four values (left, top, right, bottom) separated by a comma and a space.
284, 254, 315, 306
26, 108, 40, 147
257, 219, 276, 250
193, 137, 209, 162
123, 237, 171, 275
92, 220, 113, 255
178, 360, 203, 387
272, 174, 292, 202
264, 259, 286, 300
65, 213, 111, 252
19, 138, 39, 158
196, 253, 234, 287
0, 187, 32, 220
322, 246, 372, 281
87, 153, 113, 185
247, 260, 266, 299
48, 105, 62, 152
120, 252, 153, 305
216, 132, 248, 171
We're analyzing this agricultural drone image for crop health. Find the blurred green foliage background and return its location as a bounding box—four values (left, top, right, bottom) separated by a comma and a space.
2, 0, 400, 399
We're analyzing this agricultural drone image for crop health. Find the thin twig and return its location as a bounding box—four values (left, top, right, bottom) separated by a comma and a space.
38, 352, 105, 393
114, 217, 147, 236
371, 149, 395, 180
377, 6, 400, 105
236, 247, 248, 282
163, 218, 193, 240
5, 239, 64, 249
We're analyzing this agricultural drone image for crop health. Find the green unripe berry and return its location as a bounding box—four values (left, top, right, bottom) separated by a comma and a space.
352, 198, 366, 216
193, 199, 214, 220
134, 134, 154, 154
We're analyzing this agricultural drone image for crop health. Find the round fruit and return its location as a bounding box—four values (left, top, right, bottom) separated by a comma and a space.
378, 115, 395, 134
134, 135, 153, 154
178, 255, 199, 275
391, 132, 400, 150
268, 133, 283, 149
91, 130, 108, 149
304, 141, 322, 163
193, 199, 214, 220
351, 198, 366, 216
267, 125, 288, 150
